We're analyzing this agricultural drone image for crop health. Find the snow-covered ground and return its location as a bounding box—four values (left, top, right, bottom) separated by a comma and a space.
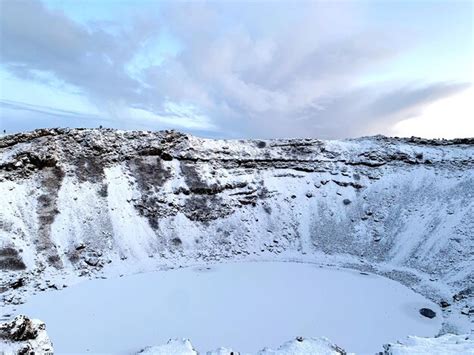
16, 262, 441, 354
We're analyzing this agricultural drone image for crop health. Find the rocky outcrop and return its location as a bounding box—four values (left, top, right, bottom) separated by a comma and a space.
0, 315, 53, 354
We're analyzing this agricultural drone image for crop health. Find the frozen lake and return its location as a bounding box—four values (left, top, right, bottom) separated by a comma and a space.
17, 262, 442, 353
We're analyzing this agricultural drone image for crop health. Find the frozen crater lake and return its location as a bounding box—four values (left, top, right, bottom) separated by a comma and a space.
17, 262, 442, 353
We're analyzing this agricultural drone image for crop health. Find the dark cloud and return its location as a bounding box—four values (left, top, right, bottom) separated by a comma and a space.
0, 0, 470, 138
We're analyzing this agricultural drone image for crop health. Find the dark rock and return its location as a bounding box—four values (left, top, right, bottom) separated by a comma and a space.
0, 250, 27, 270
440, 301, 450, 308
453, 287, 472, 302
343, 199, 351, 205
171, 237, 182, 246
9, 278, 25, 289
419, 308, 436, 319
75, 243, 86, 251
2, 315, 38, 341
160, 152, 173, 161
84, 256, 99, 267
296, 336, 304, 342
0, 315, 54, 353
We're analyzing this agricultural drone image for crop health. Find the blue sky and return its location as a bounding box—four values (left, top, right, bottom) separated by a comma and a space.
0, 0, 472, 138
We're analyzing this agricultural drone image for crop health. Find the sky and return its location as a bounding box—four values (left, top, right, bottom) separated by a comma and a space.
0, 0, 473, 139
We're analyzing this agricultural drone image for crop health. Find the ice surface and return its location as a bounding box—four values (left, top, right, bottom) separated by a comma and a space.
16, 262, 442, 354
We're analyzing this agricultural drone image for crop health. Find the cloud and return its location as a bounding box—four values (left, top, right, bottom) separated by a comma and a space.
0, 0, 151, 103
392, 86, 474, 139
272, 82, 470, 139
0, 0, 471, 138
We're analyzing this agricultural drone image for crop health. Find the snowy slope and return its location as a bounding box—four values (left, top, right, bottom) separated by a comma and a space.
0, 128, 473, 343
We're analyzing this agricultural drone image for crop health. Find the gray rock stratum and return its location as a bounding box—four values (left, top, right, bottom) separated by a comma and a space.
0, 128, 473, 335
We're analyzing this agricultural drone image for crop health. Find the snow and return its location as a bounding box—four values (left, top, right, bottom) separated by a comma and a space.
138, 339, 197, 355
105, 165, 157, 261
138, 337, 347, 355
383, 333, 474, 354
257, 337, 347, 355
16, 262, 442, 354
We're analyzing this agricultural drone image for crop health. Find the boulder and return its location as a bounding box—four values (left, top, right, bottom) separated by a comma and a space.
0, 315, 53, 354
419, 308, 436, 319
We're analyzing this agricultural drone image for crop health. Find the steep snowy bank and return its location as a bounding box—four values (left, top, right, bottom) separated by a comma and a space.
1, 128, 473, 344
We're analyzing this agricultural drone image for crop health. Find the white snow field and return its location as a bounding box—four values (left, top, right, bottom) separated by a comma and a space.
17, 262, 441, 354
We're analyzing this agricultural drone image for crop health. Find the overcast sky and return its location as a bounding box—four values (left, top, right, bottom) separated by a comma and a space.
0, 0, 472, 139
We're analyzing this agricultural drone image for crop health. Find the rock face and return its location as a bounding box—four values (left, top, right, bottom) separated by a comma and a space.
0, 315, 54, 354
0, 129, 473, 326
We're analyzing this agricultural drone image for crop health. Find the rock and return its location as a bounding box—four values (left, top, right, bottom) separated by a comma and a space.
305, 192, 313, 198
453, 288, 472, 302
75, 243, 86, 251
9, 277, 25, 289
85, 256, 99, 267
0, 315, 54, 354
440, 301, 450, 308
419, 308, 436, 319
461, 307, 471, 315
343, 199, 351, 205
